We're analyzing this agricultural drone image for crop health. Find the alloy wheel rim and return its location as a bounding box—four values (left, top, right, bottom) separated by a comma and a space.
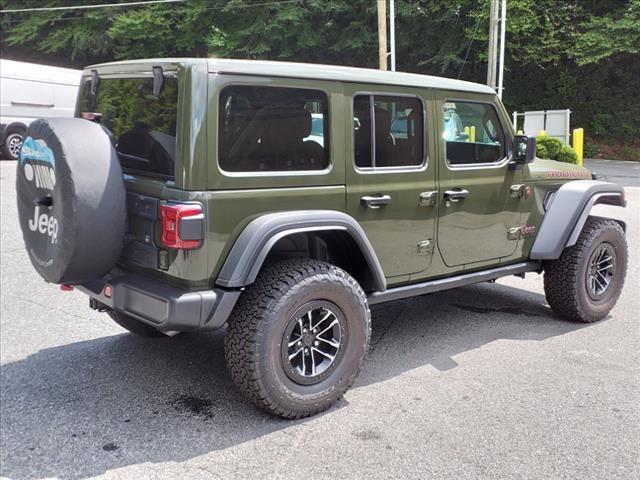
281, 301, 346, 386
586, 243, 616, 300
8, 135, 23, 158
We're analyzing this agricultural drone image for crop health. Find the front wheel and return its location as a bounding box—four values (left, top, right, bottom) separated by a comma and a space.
224, 259, 371, 418
544, 217, 627, 323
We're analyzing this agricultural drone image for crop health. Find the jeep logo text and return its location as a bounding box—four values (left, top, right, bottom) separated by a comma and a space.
28, 205, 58, 244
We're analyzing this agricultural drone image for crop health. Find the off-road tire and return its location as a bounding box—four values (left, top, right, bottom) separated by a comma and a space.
544, 217, 627, 323
225, 259, 371, 418
108, 311, 166, 337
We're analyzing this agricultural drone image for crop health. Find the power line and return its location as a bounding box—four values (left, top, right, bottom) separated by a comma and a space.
457, 13, 482, 79
0, 0, 187, 14
1, 0, 300, 15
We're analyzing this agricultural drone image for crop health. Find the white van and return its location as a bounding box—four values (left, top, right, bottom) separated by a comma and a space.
1, 59, 81, 159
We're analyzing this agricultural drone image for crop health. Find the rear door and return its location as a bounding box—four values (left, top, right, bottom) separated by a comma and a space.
344, 85, 437, 284
434, 91, 523, 267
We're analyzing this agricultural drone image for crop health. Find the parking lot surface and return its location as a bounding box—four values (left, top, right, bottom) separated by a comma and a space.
1, 159, 638, 480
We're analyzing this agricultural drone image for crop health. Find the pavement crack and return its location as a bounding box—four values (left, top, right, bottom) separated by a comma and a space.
3, 293, 90, 320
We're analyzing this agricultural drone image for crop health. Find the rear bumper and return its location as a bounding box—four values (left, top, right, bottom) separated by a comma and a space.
78, 272, 241, 332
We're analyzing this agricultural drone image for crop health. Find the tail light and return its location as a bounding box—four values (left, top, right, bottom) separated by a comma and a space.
159, 203, 204, 250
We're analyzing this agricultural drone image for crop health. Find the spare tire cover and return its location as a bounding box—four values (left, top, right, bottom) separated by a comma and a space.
16, 118, 126, 285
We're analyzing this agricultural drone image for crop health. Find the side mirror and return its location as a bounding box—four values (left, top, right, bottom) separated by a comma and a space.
513, 135, 536, 164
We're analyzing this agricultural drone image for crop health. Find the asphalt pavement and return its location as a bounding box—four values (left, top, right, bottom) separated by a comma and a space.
1, 159, 638, 480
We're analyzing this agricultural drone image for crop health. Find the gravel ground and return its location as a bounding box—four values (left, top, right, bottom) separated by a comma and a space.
1, 158, 638, 480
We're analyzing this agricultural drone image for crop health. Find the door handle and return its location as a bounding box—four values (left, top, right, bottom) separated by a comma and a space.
419, 191, 438, 206
443, 189, 469, 202
360, 194, 391, 209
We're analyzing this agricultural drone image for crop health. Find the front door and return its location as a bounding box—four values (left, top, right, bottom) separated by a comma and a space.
345, 86, 437, 282
435, 93, 523, 267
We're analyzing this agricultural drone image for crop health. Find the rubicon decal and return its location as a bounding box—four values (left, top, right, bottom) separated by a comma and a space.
19, 137, 56, 189
544, 170, 591, 179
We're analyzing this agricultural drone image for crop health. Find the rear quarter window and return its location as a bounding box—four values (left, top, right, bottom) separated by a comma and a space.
218, 85, 330, 172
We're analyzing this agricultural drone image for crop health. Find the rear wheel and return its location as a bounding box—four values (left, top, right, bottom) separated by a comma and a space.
225, 259, 371, 418
108, 311, 166, 337
544, 217, 627, 323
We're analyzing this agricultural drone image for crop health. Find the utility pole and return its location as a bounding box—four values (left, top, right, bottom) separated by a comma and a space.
497, 0, 507, 98
377, 0, 388, 70
486, 0, 499, 89
389, 0, 396, 71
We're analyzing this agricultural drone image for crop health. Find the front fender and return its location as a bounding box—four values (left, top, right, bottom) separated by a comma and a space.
215, 210, 386, 292
530, 180, 626, 260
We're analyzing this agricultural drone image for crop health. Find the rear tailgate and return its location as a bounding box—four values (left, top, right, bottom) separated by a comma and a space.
76, 60, 210, 287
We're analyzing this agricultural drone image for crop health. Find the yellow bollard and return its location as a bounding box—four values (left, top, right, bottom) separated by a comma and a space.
469, 126, 476, 143
464, 126, 470, 142
573, 128, 584, 166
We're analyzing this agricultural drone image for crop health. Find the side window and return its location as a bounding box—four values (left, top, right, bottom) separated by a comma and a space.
218, 86, 329, 172
353, 94, 424, 169
443, 101, 506, 165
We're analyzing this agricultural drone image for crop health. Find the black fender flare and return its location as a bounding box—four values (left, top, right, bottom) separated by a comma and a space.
530, 180, 626, 260
215, 210, 387, 292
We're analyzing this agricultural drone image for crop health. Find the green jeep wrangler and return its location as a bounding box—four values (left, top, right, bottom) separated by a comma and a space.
16, 59, 628, 418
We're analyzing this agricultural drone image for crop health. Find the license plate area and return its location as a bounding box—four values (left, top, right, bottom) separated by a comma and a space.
121, 193, 160, 269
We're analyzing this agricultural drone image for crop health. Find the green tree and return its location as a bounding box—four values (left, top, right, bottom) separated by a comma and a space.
1, 0, 638, 146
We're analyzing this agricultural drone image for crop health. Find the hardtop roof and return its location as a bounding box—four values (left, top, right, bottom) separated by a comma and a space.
85, 58, 495, 95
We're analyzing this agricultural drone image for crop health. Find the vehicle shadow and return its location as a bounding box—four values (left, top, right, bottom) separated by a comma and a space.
0, 282, 588, 479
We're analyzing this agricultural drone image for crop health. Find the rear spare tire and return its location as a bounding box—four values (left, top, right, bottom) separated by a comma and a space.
16, 118, 126, 285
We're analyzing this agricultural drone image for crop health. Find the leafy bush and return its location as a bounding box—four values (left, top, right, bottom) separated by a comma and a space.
535, 135, 580, 163
557, 144, 579, 164
535, 136, 563, 159
536, 143, 549, 159
584, 140, 598, 158
619, 145, 640, 161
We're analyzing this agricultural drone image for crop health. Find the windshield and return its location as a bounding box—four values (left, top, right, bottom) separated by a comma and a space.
77, 76, 178, 179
